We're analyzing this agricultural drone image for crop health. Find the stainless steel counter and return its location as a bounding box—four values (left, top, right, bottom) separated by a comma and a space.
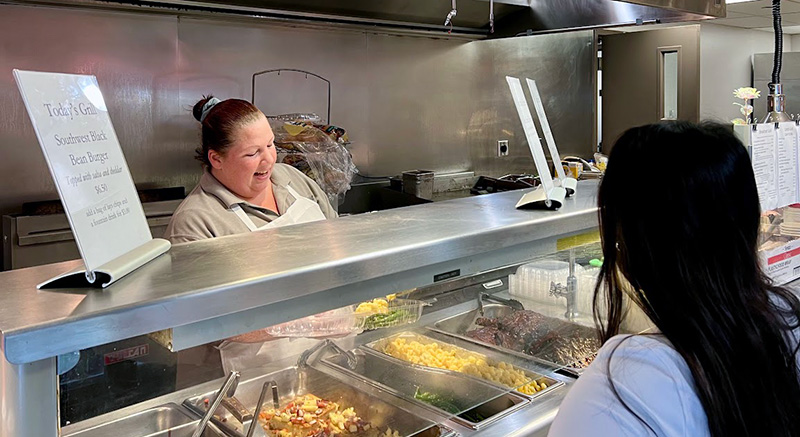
0, 181, 598, 365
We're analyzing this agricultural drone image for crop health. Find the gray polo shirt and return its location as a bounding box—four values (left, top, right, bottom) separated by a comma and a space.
164, 163, 337, 244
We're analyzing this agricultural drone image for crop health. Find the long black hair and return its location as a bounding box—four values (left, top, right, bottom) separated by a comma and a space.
594, 121, 800, 436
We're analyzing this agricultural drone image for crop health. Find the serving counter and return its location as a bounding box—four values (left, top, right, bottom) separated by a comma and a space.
0, 180, 601, 437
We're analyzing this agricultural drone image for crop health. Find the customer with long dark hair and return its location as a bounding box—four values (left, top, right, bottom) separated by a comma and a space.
550, 121, 800, 436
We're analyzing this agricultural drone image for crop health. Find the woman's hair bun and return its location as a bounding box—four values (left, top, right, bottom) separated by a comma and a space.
193, 95, 215, 122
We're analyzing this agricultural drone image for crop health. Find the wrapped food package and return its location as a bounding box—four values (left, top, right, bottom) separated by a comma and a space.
759, 205, 800, 285
269, 116, 357, 201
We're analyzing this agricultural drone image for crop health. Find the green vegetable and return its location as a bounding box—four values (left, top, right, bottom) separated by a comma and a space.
459, 409, 488, 423
413, 388, 462, 414
589, 258, 603, 267
364, 309, 412, 329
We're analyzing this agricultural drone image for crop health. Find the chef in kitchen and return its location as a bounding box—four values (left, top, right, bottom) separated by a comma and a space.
164, 95, 339, 372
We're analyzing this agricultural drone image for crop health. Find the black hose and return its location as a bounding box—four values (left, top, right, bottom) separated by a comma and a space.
772, 0, 783, 85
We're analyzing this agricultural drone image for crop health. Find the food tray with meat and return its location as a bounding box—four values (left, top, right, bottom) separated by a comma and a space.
364, 332, 563, 398
183, 366, 438, 437
429, 304, 601, 376
323, 346, 555, 430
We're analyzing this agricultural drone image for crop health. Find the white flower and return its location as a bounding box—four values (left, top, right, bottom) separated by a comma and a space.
733, 87, 761, 100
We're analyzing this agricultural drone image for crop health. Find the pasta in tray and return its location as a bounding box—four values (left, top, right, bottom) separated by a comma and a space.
381, 338, 547, 395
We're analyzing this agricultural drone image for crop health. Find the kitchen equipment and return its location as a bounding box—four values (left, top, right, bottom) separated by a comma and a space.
507, 260, 598, 315
59, 334, 178, 425
183, 365, 438, 437
64, 403, 213, 437
479, 292, 524, 314
470, 175, 537, 195
2, 190, 182, 271
365, 331, 559, 395
323, 346, 558, 430
430, 304, 600, 376
193, 372, 241, 437
245, 381, 279, 437
402, 170, 435, 200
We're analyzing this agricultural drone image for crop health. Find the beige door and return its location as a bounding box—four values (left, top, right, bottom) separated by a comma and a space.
601, 25, 700, 153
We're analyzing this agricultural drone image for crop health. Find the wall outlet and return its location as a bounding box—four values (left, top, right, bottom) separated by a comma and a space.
497, 140, 509, 156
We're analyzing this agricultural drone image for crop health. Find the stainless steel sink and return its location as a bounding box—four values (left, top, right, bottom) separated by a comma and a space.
64, 403, 217, 437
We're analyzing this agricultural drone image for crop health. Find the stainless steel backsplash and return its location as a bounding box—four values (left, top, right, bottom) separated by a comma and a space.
0, 3, 594, 215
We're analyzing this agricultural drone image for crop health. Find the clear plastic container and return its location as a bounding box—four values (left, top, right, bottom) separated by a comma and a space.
264, 305, 366, 338
508, 260, 600, 314
508, 260, 578, 300
362, 299, 425, 330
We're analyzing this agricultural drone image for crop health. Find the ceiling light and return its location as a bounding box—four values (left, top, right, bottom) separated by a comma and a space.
726, 0, 758, 4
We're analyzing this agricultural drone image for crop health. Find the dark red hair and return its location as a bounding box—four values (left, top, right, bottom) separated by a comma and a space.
192, 95, 262, 167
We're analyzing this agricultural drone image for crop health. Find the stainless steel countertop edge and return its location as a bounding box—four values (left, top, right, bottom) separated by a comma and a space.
1, 181, 600, 363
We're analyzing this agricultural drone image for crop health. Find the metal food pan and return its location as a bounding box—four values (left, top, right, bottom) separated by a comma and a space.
184, 366, 436, 437
64, 403, 218, 437
323, 347, 529, 430
429, 304, 596, 376
363, 331, 563, 400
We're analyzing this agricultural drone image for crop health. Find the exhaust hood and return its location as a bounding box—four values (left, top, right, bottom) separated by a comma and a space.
8, 0, 724, 37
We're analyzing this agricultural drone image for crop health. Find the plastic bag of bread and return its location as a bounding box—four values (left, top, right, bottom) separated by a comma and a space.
269, 118, 357, 200
270, 112, 323, 124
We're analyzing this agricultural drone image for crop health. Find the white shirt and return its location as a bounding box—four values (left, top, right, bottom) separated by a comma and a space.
549, 334, 709, 437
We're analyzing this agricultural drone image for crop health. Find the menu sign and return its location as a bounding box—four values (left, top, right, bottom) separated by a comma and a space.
506, 76, 566, 209
14, 70, 168, 287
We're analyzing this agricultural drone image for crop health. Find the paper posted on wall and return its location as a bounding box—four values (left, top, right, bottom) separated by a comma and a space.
738, 122, 800, 211
751, 123, 779, 211
776, 122, 799, 208
736, 121, 800, 285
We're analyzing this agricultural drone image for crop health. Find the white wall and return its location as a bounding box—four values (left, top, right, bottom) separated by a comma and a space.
700, 23, 787, 122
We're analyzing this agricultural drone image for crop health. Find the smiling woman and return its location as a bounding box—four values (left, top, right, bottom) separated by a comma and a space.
162, 95, 337, 244
163, 96, 341, 375
208, 113, 278, 207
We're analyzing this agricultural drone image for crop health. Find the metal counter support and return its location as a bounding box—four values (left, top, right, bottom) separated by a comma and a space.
0, 357, 58, 436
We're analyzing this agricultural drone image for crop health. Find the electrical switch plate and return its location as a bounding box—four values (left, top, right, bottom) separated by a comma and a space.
497, 140, 509, 156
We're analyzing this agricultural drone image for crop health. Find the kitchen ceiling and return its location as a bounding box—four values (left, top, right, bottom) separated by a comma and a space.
191, 0, 525, 28
4, 0, 724, 37
717, 0, 800, 34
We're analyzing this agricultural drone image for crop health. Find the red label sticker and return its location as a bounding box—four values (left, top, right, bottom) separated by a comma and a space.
767, 246, 800, 265
103, 344, 149, 365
